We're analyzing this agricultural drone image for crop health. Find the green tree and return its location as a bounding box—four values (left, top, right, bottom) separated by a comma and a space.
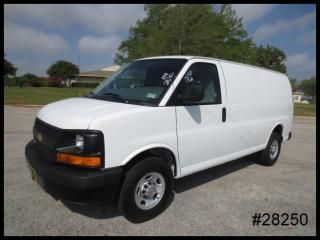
251, 45, 287, 73
19, 73, 38, 87
114, 4, 287, 74
114, 4, 171, 63
289, 77, 298, 92
47, 60, 79, 86
115, 4, 254, 64
299, 77, 316, 102
4, 53, 17, 77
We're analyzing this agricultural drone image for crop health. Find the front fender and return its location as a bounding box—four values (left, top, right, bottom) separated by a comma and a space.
120, 143, 180, 177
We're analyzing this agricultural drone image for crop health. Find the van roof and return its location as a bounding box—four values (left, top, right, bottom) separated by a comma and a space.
136, 55, 288, 77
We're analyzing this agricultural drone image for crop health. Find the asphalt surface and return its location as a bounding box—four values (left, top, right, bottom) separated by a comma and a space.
4, 105, 316, 236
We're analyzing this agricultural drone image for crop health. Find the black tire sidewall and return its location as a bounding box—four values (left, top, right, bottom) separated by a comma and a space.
259, 132, 282, 166
118, 156, 173, 223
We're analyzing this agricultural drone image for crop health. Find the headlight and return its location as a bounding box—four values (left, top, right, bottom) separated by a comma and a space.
56, 131, 104, 168
75, 134, 84, 150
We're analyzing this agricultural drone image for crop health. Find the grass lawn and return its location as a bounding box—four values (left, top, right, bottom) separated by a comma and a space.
4, 87, 92, 105
4, 87, 316, 117
294, 102, 316, 117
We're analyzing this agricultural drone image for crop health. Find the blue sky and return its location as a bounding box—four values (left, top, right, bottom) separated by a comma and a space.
4, 4, 316, 80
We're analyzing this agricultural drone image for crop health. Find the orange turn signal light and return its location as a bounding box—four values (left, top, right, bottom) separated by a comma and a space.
56, 152, 101, 168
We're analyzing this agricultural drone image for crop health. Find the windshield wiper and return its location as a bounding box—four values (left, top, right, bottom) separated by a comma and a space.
96, 92, 155, 106
86, 91, 95, 96
101, 92, 121, 97
99, 92, 126, 102
125, 99, 155, 106
82, 91, 95, 98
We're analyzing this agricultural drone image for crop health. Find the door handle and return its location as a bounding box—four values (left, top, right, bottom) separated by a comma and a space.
222, 107, 226, 122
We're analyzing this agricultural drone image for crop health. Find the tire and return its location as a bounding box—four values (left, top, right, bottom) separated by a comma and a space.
258, 132, 282, 166
118, 156, 173, 223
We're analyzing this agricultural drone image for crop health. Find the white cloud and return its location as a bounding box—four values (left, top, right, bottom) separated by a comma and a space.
231, 4, 277, 23
4, 22, 68, 56
80, 62, 112, 72
78, 35, 122, 55
254, 10, 316, 41
4, 4, 145, 34
286, 53, 316, 79
4, 4, 73, 29
73, 5, 145, 34
13, 59, 48, 76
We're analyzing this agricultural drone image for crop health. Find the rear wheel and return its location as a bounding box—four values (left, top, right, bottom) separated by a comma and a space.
258, 132, 282, 166
118, 156, 173, 223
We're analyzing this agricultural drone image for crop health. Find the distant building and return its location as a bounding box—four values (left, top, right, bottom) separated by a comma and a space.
292, 91, 304, 103
292, 91, 312, 104
37, 76, 76, 87
77, 65, 120, 84
301, 100, 310, 104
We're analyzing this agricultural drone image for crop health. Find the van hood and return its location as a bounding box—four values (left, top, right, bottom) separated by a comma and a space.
37, 97, 142, 129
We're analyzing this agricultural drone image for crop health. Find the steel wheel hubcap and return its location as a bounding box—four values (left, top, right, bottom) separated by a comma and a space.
134, 172, 165, 210
269, 140, 279, 160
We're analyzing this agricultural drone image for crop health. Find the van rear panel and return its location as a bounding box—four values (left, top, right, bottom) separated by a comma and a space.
219, 61, 293, 154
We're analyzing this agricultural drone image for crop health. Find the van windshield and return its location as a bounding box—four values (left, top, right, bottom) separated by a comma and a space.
90, 59, 187, 106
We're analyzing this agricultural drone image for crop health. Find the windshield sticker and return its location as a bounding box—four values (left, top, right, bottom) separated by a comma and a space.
161, 72, 175, 86
147, 93, 157, 99
184, 70, 194, 83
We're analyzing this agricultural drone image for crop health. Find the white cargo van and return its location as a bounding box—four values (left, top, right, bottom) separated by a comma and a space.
25, 56, 293, 222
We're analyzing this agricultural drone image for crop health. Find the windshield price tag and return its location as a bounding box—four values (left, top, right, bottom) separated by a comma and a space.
161, 72, 175, 86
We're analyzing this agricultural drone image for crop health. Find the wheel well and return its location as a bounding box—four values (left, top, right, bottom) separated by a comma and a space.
272, 124, 283, 140
123, 147, 177, 177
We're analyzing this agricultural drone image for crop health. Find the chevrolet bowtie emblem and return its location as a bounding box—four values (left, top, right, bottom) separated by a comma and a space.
37, 132, 43, 142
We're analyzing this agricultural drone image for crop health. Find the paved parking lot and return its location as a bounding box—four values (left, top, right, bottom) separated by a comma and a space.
4, 105, 316, 236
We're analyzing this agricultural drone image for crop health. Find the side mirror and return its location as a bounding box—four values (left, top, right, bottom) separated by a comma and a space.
178, 81, 204, 102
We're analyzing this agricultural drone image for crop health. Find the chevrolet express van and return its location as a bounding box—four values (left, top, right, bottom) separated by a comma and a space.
25, 56, 293, 223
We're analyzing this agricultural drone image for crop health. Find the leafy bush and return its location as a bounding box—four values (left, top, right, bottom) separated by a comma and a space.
16, 77, 26, 87
4, 77, 18, 87
30, 79, 42, 87
27, 76, 42, 87
17, 76, 32, 87
4, 74, 40, 87
4, 74, 68, 88
299, 77, 316, 100
48, 77, 63, 87
72, 82, 99, 88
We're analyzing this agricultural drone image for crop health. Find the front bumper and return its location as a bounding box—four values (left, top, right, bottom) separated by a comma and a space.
25, 140, 123, 203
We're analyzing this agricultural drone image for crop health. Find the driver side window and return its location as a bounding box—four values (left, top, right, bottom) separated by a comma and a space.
175, 62, 222, 105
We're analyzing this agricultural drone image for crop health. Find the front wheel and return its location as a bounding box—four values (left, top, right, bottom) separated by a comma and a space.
258, 132, 282, 166
118, 156, 173, 223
